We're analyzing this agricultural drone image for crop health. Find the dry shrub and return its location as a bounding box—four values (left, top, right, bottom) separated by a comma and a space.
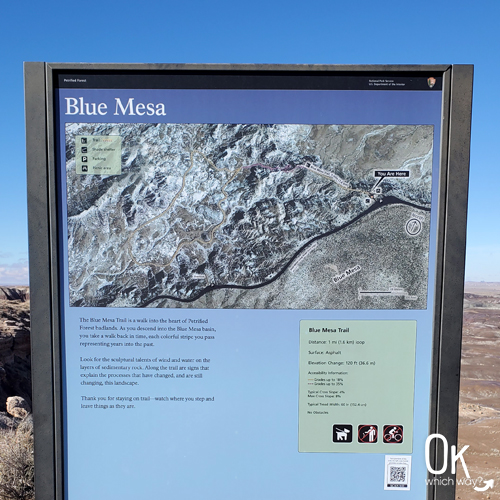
0, 417, 34, 500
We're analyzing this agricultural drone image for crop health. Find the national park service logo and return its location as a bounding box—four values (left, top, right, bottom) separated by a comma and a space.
427, 77, 436, 88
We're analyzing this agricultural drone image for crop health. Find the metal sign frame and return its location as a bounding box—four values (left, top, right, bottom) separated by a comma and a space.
25, 63, 473, 500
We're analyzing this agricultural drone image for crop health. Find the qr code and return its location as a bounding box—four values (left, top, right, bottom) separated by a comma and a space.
389, 466, 407, 483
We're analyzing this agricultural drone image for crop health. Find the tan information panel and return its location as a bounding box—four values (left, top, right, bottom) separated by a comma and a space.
299, 320, 416, 453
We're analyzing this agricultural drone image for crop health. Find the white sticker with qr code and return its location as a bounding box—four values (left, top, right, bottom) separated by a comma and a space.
384, 455, 411, 490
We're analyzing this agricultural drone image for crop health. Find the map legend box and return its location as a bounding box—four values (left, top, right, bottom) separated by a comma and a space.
75, 135, 122, 175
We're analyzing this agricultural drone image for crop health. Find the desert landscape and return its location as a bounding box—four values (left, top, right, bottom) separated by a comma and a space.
456, 282, 500, 499
0, 286, 33, 500
0, 286, 31, 422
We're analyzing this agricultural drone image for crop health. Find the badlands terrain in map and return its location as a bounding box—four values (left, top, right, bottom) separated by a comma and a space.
65, 123, 433, 309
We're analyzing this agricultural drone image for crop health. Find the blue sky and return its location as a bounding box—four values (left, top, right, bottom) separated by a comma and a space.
1, 0, 498, 285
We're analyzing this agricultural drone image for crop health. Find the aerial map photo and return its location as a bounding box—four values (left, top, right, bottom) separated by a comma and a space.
65, 123, 433, 309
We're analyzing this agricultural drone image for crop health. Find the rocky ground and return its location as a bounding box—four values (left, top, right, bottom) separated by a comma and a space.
0, 286, 31, 428
456, 282, 500, 499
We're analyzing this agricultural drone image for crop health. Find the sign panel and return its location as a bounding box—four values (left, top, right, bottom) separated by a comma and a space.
299, 320, 416, 453
25, 64, 473, 500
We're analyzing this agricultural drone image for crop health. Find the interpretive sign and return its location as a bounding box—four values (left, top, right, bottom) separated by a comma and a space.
25, 63, 473, 500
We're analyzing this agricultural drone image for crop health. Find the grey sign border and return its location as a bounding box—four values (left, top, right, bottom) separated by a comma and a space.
24, 62, 473, 500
